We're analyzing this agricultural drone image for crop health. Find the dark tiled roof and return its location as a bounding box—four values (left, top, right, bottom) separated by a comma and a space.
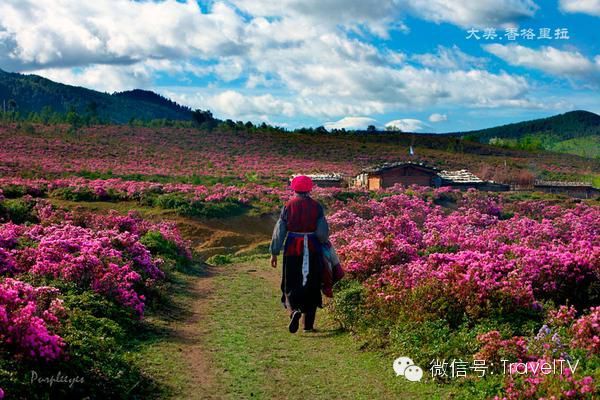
439, 169, 484, 184
361, 161, 440, 174
291, 173, 344, 181
534, 180, 595, 188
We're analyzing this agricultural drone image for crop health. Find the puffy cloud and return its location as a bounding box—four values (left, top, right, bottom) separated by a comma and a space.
209, 91, 296, 119
29, 65, 152, 93
399, 0, 538, 27
228, 0, 402, 38
428, 113, 448, 122
0, 0, 245, 71
484, 44, 600, 86
230, 0, 538, 31
412, 46, 488, 70
29, 60, 211, 93
324, 116, 378, 130
559, 0, 600, 16
385, 118, 428, 132
181, 90, 296, 120
0, 0, 565, 126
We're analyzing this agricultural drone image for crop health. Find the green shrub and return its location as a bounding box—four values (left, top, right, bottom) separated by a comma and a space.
151, 193, 248, 218
192, 200, 247, 218
207, 254, 234, 265
50, 187, 98, 202
0, 184, 28, 198
0, 198, 37, 224
331, 280, 366, 331
140, 231, 180, 260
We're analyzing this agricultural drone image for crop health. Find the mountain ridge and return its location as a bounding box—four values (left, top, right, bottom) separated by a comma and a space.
453, 110, 600, 141
0, 68, 598, 158
0, 69, 192, 123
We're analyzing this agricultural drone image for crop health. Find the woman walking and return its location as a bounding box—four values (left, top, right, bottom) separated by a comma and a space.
270, 175, 329, 333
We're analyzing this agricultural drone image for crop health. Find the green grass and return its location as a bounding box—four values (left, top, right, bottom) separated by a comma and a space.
203, 258, 455, 399
548, 135, 600, 159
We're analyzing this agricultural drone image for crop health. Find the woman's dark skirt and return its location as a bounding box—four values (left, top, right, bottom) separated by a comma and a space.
281, 234, 323, 312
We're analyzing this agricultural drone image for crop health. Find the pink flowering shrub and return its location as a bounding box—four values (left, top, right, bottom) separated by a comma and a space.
475, 331, 529, 365
0, 278, 65, 361
1, 206, 191, 317
571, 307, 600, 355
329, 188, 599, 398
0, 201, 193, 398
331, 190, 600, 321
497, 368, 595, 400
548, 305, 578, 328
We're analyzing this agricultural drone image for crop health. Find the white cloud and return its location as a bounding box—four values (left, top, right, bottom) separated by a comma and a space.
428, 113, 448, 122
0, 0, 565, 125
559, 0, 600, 16
230, 0, 538, 31
484, 44, 600, 86
29, 64, 153, 93
324, 116, 377, 130
209, 90, 296, 119
400, 0, 538, 27
228, 0, 401, 38
412, 46, 488, 70
0, 0, 245, 71
29, 60, 211, 93
385, 118, 428, 132
164, 89, 296, 121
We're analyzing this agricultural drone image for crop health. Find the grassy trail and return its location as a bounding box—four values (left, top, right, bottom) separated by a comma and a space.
152, 256, 453, 399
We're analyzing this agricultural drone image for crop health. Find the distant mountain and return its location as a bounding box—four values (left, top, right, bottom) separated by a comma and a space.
456, 110, 600, 141
454, 111, 600, 158
0, 69, 193, 123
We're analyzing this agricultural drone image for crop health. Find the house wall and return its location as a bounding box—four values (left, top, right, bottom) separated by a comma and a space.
368, 176, 382, 190
354, 173, 368, 188
380, 166, 435, 188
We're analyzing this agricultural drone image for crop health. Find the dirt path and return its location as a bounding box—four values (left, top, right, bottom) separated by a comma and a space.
174, 264, 219, 399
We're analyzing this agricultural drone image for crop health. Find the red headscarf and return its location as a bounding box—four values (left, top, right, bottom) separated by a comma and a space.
291, 175, 313, 192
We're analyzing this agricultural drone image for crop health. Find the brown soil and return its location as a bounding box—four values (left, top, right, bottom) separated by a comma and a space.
166, 213, 277, 258
173, 264, 220, 399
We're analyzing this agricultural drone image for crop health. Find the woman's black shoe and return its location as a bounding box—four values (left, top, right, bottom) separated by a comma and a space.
289, 310, 301, 333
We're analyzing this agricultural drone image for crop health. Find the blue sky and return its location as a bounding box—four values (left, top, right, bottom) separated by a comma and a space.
0, 0, 599, 131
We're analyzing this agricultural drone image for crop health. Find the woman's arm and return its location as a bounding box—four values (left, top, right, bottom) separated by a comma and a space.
315, 204, 329, 243
269, 206, 288, 256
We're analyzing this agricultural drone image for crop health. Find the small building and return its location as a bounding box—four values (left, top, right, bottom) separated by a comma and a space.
439, 170, 510, 192
290, 173, 346, 188
355, 162, 510, 192
354, 162, 441, 190
533, 181, 600, 199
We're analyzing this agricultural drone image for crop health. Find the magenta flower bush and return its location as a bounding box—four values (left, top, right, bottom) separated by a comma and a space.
1, 208, 191, 316
331, 189, 599, 319
329, 188, 599, 398
571, 307, 600, 355
0, 200, 193, 398
0, 278, 65, 361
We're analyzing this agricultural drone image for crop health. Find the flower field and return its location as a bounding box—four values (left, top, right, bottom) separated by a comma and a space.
1, 123, 597, 185
329, 187, 599, 398
0, 191, 192, 398
0, 121, 599, 399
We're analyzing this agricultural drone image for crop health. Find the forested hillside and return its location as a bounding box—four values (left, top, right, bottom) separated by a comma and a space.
0, 69, 193, 123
